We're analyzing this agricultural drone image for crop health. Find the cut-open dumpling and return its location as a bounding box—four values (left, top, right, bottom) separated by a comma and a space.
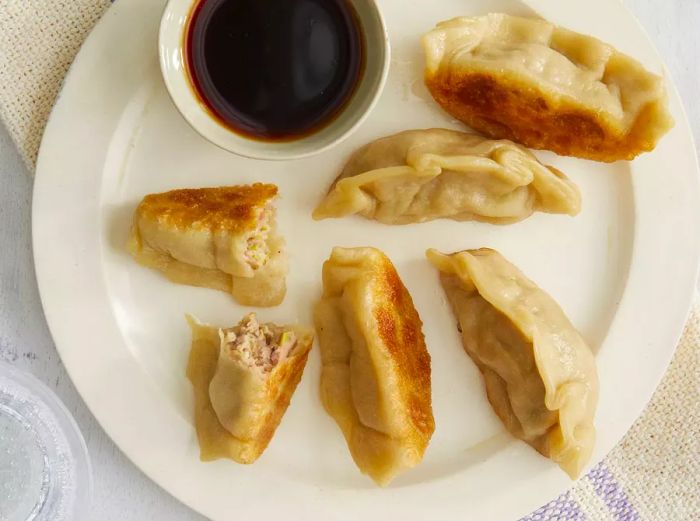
427, 248, 598, 478
186, 313, 313, 464
128, 184, 287, 307
313, 129, 580, 224
315, 247, 434, 485
423, 14, 673, 162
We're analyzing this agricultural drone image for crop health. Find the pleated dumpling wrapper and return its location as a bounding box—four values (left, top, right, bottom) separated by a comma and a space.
186, 313, 314, 464
128, 184, 287, 307
312, 129, 580, 225
315, 247, 435, 486
423, 14, 673, 162
427, 248, 598, 478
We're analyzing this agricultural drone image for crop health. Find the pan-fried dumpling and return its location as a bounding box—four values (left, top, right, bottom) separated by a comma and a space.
128, 184, 287, 307
427, 248, 598, 478
315, 247, 434, 485
186, 313, 313, 464
423, 14, 674, 162
313, 129, 580, 224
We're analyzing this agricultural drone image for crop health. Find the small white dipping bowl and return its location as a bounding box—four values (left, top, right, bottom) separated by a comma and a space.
159, 0, 390, 161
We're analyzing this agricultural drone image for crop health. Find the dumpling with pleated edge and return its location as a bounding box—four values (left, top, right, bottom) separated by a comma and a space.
127, 184, 287, 307
313, 129, 580, 225
186, 313, 314, 464
426, 247, 598, 479
315, 246, 434, 486
422, 14, 674, 162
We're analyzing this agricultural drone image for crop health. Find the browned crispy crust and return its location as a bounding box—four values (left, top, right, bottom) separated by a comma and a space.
243, 344, 312, 462
426, 71, 670, 162
137, 184, 277, 232
370, 251, 435, 440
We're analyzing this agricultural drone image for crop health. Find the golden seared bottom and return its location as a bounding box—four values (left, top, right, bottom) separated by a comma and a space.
426, 72, 671, 163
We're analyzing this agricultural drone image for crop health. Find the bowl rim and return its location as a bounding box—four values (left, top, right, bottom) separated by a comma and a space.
158, 0, 392, 161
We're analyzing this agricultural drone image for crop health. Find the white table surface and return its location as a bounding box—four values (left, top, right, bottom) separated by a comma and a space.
0, 1, 698, 519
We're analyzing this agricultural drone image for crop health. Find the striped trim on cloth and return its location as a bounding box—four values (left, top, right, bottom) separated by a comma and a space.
0, 1, 698, 519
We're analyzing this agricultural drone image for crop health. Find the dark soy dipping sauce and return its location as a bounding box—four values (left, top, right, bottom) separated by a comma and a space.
186, 0, 365, 141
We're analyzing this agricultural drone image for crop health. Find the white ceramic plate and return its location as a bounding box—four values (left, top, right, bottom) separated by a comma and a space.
32, 0, 700, 519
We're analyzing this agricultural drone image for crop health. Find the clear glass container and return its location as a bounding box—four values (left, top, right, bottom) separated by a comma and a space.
0, 361, 92, 520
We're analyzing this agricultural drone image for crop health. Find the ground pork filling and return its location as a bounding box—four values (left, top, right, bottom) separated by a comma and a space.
244, 205, 273, 270
222, 313, 297, 373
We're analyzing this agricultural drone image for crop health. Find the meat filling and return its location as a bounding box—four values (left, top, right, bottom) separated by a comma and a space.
221, 313, 297, 373
245, 205, 273, 270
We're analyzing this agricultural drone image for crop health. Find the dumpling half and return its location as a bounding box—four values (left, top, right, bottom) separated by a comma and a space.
427, 248, 598, 478
128, 184, 287, 307
186, 313, 313, 464
313, 129, 580, 225
423, 14, 674, 162
315, 247, 434, 485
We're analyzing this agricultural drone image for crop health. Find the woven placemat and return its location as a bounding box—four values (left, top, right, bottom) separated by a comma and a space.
1, 1, 698, 519
0, 0, 110, 169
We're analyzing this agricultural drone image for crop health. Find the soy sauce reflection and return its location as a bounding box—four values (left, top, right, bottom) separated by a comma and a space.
186, 0, 365, 141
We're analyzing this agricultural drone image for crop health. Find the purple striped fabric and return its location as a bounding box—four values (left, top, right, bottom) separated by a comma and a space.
588, 463, 640, 521
520, 490, 586, 521
520, 462, 641, 521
